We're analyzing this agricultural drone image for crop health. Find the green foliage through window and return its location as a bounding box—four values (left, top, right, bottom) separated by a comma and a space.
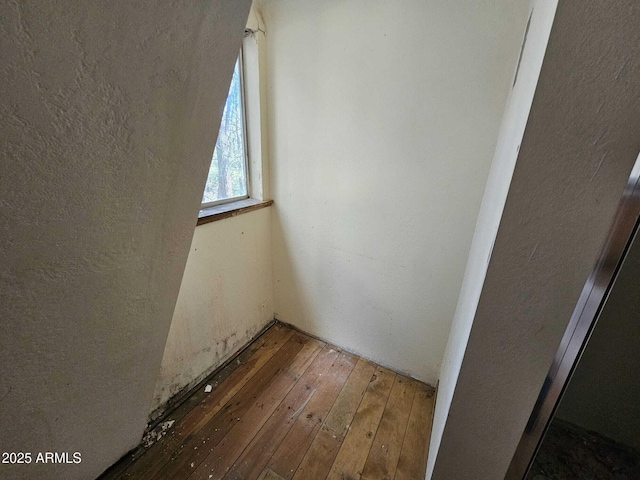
202, 55, 248, 205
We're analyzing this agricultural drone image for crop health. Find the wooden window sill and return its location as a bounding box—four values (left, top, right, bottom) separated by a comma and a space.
197, 198, 273, 226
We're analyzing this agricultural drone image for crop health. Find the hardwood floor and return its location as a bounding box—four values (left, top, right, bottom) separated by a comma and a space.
101, 323, 435, 480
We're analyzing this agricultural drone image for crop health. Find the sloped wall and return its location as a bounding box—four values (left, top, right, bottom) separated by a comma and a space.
428, 0, 553, 475
149, 6, 275, 417
0, 1, 251, 478
430, 1, 640, 478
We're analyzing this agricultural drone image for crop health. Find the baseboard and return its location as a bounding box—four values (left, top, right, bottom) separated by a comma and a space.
97, 318, 276, 479
274, 318, 435, 391
147, 318, 276, 431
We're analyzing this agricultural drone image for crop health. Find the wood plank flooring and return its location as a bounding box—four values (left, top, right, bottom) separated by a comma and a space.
101, 323, 435, 480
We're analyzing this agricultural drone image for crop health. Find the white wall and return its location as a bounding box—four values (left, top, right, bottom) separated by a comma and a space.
430, 1, 640, 478
428, 0, 555, 476
263, 0, 531, 383
0, 1, 251, 479
150, 208, 274, 413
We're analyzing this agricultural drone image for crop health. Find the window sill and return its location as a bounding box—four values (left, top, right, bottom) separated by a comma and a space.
197, 198, 273, 226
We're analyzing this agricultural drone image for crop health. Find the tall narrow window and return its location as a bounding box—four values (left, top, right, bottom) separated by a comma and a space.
201, 54, 248, 207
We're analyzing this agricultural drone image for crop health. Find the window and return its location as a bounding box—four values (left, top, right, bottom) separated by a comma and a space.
201, 53, 249, 208
196, 28, 271, 226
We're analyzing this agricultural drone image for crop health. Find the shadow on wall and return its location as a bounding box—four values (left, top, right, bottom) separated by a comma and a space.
262, 0, 533, 386
271, 205, 445, 382
149, 209, 275, 417
271, 206, 314, 330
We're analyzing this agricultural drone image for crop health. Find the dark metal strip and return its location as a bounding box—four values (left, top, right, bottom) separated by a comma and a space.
506, 154, 640, 479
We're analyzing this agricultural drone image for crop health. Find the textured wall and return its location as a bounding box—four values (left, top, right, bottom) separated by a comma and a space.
430, 1, 640, 479
150, 209, 274, 414
428, 0, 552, 475
264, 0, 531, 383
556, 226, 640, 451
149, 5, 275, 417
0, 1, 251, 479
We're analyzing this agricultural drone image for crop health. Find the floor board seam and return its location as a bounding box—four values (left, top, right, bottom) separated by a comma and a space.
104, 325, 434, 480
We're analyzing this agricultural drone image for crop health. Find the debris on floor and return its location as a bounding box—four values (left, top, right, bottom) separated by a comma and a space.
527, 418, 640, 480
204, 384, 212, 393
141, 419, 175, 448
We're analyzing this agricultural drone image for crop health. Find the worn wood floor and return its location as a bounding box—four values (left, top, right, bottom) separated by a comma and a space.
102, 323, 435, 480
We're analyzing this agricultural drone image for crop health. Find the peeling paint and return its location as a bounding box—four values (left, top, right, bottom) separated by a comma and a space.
141, 420, 175, 448
149, 214, 274, 414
